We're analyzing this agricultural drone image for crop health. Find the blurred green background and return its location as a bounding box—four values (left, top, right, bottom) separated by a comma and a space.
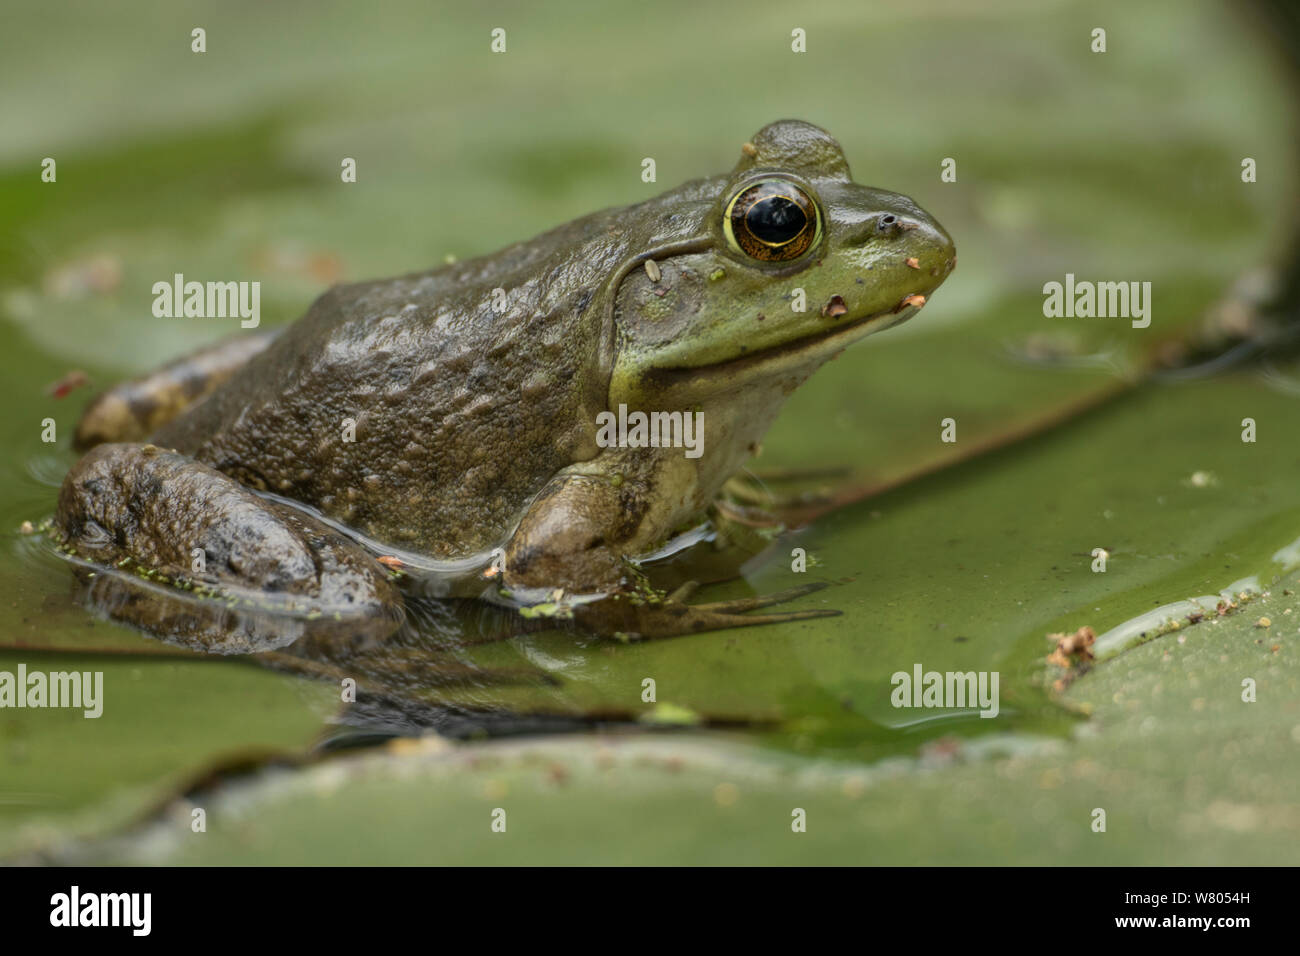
1, 0, 1297, 864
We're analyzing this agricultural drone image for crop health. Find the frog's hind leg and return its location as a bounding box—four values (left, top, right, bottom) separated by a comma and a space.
56, 441, 403, 652
74, 330, 279, 450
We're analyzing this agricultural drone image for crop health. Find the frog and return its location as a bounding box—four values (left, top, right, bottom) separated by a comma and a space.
55, 119, 955, 648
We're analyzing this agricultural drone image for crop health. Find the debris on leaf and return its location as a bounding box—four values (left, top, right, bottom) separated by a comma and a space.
1047, 626, 1096, 691
920, 735, 963, 766
713, 782, 739, 807
45, 370, 89, 399
1047, 625, 1095, 669
44, 254, 122, 299
252, 241, 344, 284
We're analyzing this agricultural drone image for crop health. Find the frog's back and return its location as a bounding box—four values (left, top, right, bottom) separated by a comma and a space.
152, 181, 719, 557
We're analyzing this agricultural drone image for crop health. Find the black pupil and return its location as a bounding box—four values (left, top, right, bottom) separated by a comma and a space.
746, 196, 806, 245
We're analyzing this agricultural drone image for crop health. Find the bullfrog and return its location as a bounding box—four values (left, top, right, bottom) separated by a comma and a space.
56, 120, 955, 647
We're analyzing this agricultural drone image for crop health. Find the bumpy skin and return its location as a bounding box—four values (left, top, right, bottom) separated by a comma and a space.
57, 120, 956, 640
145, 196, 699, 558
57, 443, 401, 652
59, 444, 396, 609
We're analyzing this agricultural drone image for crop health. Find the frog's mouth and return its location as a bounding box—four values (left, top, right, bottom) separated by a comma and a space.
646, 297, 926, 389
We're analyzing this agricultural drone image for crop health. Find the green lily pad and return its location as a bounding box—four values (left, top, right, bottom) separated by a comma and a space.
68, 588, 1295, 865
0, 652, 338, 859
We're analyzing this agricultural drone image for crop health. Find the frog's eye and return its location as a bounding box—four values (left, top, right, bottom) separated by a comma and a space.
723, 179, 821, 262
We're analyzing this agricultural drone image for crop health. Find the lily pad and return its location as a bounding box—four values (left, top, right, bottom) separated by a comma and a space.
64, 586, 1296, 866
0, 652, 338, 859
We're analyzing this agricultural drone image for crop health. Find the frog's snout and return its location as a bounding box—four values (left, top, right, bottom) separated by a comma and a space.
903, 216, 957, 286
851, 205, 956, 283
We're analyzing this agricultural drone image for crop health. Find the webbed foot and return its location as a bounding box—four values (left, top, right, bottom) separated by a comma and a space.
574, 580, 840, 640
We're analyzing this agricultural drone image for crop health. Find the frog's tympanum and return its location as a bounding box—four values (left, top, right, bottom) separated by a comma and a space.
56, 120, 955, 649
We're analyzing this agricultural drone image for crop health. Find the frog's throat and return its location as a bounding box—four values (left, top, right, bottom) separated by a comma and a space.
638, 300, 923, 393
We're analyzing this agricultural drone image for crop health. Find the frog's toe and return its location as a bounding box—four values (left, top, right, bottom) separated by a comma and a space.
688, 580, 834, 613
73, 330, 278, 450
56, 442, 403, 651
577, 580, 840, 639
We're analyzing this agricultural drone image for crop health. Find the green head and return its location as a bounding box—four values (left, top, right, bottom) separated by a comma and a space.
610, 119, 955, 409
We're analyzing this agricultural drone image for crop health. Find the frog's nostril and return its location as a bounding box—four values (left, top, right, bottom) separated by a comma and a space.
876, 214, 920, 238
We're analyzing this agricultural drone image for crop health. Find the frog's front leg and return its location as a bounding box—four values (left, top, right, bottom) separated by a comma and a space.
502, 470, 839, 638
502, 472, 639, 595
56, 442, 403, 652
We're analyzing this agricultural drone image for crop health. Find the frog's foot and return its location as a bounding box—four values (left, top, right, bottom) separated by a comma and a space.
574, 580, 840, 640
74, 330, 278, 450
721, 469, 848, 512
56, 442, 403, 652
500, 470, 842, 638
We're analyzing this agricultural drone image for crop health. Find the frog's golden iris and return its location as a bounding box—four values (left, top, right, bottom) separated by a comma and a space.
723, 178, 820, 262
